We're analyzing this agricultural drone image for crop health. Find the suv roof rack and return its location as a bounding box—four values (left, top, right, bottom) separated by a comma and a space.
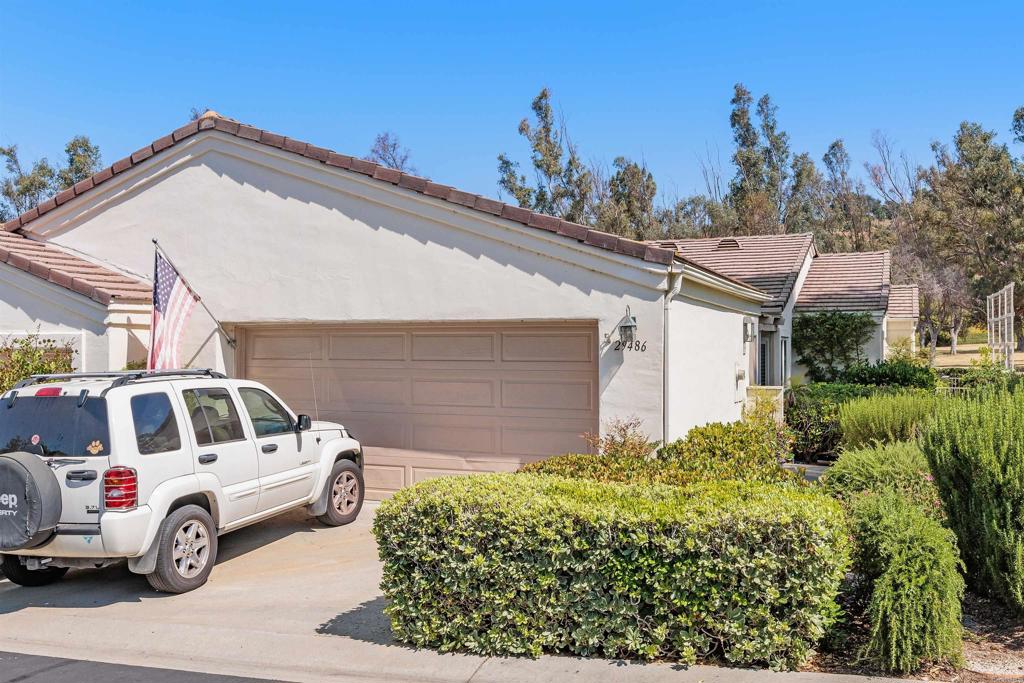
13, 369, 227, 391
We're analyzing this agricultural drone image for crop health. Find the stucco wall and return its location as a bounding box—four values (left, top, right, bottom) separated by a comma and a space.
887, 317, 917, 353
777, 250, 814, 385
0, 262, 109, 371
667, 283, 756, 437
29, 132, 676, 440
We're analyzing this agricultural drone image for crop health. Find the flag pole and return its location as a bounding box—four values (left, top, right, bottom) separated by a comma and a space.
152, 239, 237, 348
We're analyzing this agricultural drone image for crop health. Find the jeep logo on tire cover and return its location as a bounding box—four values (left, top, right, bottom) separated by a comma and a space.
0, 492, 17, 516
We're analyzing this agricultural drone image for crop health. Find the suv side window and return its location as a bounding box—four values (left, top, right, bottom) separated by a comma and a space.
239, 388, 294, 437
182, 388, 246, 446
131, 393, 182, 454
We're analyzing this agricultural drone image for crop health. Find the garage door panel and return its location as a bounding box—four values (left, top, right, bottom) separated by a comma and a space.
242, 322, 598, 499
502, 332, 594, 363
412, 333, 496, 361
251, 334, 324, 360
326, 376, 410, 408
411, 422, 496, 455
412, 378, 495, 408
329, 333, 406, 361
501, 379, 593, 411
501, 424, 591, 457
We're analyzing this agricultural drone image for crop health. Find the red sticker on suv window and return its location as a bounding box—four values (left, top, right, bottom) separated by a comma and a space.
30, 434, 40, 445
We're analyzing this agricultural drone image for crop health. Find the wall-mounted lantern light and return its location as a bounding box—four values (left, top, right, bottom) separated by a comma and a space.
743, 317, 757, 343
619, 306, 638, 344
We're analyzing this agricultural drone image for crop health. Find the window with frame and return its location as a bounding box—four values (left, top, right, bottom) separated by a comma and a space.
131, 392, 182, 454
182, 388, 246, 446
239, 387, 294, 437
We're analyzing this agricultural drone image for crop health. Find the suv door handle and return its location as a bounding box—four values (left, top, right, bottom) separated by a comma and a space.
198, 454, 218, 464
261, 444, 278, 454
66, 470, 97, 482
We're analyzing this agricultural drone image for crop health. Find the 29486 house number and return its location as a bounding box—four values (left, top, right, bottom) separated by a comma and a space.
613, 340, 647, 352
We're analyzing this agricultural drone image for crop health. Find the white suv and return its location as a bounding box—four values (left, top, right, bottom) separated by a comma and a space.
0, 369, 363, 593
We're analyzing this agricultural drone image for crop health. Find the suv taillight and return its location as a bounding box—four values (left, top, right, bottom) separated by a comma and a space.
103, 467, 138, 510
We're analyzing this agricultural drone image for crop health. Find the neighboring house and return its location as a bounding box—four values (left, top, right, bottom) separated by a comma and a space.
649, 233, 816, 388
794, 251, 893, 373
0, 231, 151, 370
0, 111, 768, 499
886, 284, 920, 353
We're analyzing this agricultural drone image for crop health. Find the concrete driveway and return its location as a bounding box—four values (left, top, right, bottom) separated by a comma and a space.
0, 504, 896, 683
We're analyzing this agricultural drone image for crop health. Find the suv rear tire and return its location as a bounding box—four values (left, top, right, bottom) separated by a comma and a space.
1, 554, 68, 587
146, 505, 218, 594
317, 460, 364, 526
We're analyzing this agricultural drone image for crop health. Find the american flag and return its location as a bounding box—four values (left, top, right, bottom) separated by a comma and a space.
148, 251, 198, 370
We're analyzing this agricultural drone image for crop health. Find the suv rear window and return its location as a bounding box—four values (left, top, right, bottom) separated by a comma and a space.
0, 396, 111, 458
131, 393, 181, 454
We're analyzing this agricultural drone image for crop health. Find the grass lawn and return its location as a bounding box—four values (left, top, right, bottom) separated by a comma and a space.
931, 342, 1024, 369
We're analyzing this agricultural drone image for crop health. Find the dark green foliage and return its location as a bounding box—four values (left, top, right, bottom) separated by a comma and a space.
838, 392, 938, 448
921, 390, 1024, 612
838, 359, 937, 389
819, 442, 943, 520
374, 474, 849, 669
848, 493, 964, 673
785, 383, 883, 460
792, 311, 877, 382
522, 417, 799, 487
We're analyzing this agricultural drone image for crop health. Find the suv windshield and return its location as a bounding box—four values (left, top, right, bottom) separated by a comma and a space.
0, 396, 111, 458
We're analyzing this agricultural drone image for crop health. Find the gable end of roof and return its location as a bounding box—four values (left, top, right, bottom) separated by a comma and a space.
3, 113, 683, 270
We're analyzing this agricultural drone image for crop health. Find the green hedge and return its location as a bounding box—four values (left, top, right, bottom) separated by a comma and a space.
838, 392, 938, 448
921, 390, 1024, 612
522, 418, 799, 487
819, 441, 943, 520
374, 474, 850, 669
837, 359, 938, 389
785, 383, 882, 460
848, 493, 964, 673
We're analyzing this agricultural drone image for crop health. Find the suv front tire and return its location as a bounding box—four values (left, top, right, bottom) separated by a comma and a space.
146, 505, 218, 594
317, 459, 364, 526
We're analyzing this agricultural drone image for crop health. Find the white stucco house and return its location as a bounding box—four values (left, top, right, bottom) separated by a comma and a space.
0, 111, 769, 498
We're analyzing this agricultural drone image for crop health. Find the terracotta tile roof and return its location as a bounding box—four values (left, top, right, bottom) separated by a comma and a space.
0, 231, 150, 305
887, 284, 920, 318
647, 233, 815, 313
2, 112, 684, 270
795, 251, 891, 313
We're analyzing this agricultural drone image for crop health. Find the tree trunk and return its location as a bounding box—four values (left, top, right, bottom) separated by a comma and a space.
928, 322, 939, 365
950, 320, 962, 355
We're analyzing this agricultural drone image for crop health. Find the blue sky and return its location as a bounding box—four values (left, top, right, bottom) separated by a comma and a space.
2, 1, 1021, 204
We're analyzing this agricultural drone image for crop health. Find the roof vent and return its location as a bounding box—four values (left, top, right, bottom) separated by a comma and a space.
716, 238, 741, 250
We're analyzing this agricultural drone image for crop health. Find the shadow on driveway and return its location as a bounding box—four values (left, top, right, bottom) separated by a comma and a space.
0, 510, 321, 615
316, 596, 396, 646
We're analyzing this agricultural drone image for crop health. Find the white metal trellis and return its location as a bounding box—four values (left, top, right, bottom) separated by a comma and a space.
987, 282, 1016, 371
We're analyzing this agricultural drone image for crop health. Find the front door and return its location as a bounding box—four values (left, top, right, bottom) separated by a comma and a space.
176, 383, 260, 525
237, 385, 316, 512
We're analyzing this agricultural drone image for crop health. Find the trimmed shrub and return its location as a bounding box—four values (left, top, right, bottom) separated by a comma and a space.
921, 390, 1024, 611
838, 391, 937, 448
838, 359, 938, 389
848, 493, 964, 673
374, 474, 850, 669
819, 442, 943, 521
522, 417, 799, 487
785, 383, 882, 460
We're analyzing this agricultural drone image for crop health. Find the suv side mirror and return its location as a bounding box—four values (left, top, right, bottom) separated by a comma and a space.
296, 414, 312, 432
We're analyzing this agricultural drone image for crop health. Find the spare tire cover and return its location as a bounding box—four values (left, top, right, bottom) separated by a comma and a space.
0, 452, 62, 551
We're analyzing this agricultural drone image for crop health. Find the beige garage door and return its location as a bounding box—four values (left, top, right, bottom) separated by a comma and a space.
239, 322, 599, 499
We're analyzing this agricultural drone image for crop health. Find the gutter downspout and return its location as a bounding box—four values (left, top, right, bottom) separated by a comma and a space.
663, 263, 685, 445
